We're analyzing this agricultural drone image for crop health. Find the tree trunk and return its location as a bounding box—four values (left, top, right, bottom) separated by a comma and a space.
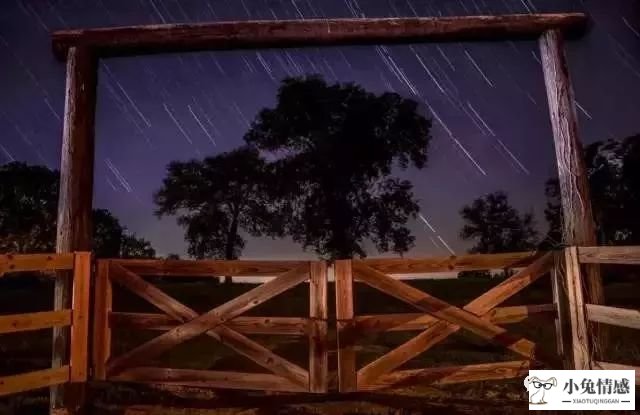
223, 214, 240, 284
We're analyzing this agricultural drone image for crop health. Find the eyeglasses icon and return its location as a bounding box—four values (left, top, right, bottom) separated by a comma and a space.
533, 381, 554, 390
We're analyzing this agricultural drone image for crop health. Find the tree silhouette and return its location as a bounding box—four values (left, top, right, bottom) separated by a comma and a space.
543, 134, 640, 246
0, 162, 155, 258
460, 191, 538, 254
244, 75, 432, 259
154, 146, 283, 281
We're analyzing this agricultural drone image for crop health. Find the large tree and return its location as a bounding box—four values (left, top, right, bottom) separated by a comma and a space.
460, 191, 538, 254
543, 134, 640, 247
154, 146, 283, 274
244, 75, 432, 259
0, 162, 155, 258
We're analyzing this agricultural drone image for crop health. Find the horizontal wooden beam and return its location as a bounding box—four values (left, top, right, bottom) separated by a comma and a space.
0, 366, 70, 396
361, 251, 542, 274
353, 304, 556, 333
359, 360, 532, 391
51, 13, 587, 60
109, 312, 310, 335
0, 253, 74, 276
107, 259, 307, 277
578, 246, 640, 264
594, 361, 640, 383
0, 310, 72, 334
586, 304, 640, 330
111, 367, 307, 392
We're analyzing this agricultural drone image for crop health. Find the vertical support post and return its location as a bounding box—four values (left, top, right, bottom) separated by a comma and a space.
539, 29, 605, 350
93, 261, 112, 380
53, 46, 97, 413
557, 247, 591, 369
70, 252, 91, 382
309, 261, 328, 393
550, 256, 566, 359
335, 260, 356, 392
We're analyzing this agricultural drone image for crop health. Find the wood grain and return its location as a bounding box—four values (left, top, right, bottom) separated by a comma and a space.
359, 361, 532, 391
586, 304, 640, 330
578, 246, 640, 264
107, 263, 309, 389
109, 312, 310, 335
562, 247, 591, 369
0, 310, 71, 334
107, 259, 306, 277
0, 253, 74, 276
111, 367, 307, 392
0, 366, 70, 397
69, 252, 91, 382
52, 14, 586, 59
334, 260, 356, 392
309, 262, 328, 393
93, 260, 113, 380
362, 251, 540, 274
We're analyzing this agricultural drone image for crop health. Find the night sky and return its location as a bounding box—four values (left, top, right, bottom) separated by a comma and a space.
1, 1, 639, 259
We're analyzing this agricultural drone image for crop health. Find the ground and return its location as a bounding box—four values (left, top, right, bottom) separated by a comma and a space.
0, 268, 638, 414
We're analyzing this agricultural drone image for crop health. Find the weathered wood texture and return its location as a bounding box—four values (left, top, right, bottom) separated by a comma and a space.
109, 313, 309, 335
93, 261, 112, 380
586, 304, 640, 330
0, 366, 70, 397
359, 360, 532, 391
559, 247, 591, 369
111, 368, 307, 392
354, 253, 553, 387
353, 304, 555, 333
0, 253, 74, 276
53, 45, 97, 412
539, 31, 604, 333
309, 262, 328, 393
106, 263, 309, 388
69, 253, 91, 383
361, 251, 540, 274
0, 310, 71, 334
107, 259, 307, 277
334, 260, 356, 392
578, 246, 640, 264
52, 13, 586, 60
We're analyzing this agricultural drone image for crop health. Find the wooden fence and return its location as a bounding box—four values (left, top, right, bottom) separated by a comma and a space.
2, 247, 639, 404
0, 252, 91, 396
576, 246, 640, 382
334, 251, 558, 391
94, 258, 329, 393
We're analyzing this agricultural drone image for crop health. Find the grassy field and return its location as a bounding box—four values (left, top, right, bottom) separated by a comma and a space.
0, 271, 638, 414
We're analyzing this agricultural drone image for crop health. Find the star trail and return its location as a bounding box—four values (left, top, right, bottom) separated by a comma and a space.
0, 0, 639, 258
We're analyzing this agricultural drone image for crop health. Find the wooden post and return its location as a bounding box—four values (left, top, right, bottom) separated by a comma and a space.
70, 253, 91, 383
93, 261, 112, 380
309, 261, 328, 393
555, 247, 591, 369
53, 46, 97, 414
539, 29, 605, 349
334, 260, 356, 392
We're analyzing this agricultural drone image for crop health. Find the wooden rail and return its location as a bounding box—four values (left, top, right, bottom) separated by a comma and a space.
334, 252, 556, 391
576, 246, 640, 379
0, 252, 90, 397
94, 258, 329, 393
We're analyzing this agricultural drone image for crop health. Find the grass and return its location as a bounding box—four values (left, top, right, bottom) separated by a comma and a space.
0, 272, 638, 414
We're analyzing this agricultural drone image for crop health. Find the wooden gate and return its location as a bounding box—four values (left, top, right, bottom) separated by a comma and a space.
334, 252, 557, 392
93, 259, 328, 393
0, 252, 90, 397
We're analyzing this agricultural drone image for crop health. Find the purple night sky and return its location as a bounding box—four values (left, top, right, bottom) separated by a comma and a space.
1, 0, 639, 259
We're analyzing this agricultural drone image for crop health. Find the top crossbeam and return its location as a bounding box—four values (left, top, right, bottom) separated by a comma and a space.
51, 13, 587, 60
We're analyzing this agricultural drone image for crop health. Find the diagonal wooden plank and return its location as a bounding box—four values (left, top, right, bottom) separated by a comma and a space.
107, 263, 309, 388
353, 262, 538, 360
356, 253, 553, 387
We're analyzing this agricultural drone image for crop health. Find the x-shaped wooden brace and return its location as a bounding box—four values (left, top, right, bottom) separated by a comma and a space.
352, 252, 555, 387
106, 263, 310, 389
